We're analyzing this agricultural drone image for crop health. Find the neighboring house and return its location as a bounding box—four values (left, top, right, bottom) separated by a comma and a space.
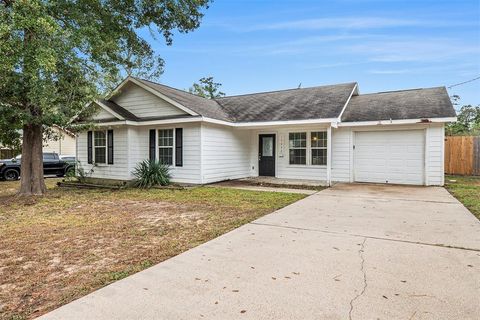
0, 126, 76, 158
43, 126, 77, 156
78, 76, 456, 186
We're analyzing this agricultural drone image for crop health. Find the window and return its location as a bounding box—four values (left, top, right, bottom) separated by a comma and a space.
289, 132, 307, 165
94, 131, 107, 164
158, 129, 174, 165
311, 131, 327, 165
43, 153, 56, 160
262, 136, 274, 156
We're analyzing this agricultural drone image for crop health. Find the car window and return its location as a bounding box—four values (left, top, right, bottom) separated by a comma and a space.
43, 153, 56, 160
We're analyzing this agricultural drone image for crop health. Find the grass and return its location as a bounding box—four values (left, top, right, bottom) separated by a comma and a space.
0, 179, 306, 320
444, 175, 480, 220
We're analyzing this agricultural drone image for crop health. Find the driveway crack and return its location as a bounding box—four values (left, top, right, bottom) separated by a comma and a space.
348, 237, 368, 320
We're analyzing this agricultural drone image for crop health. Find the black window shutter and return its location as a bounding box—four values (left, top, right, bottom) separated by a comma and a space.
149, 129, 156, 161
175, 128, 183, 167
87, 131, 93, 164
107, 130, 114, 165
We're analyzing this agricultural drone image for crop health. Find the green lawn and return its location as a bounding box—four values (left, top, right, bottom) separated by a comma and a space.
0, 179, 305, 320
444, 175, 480, 220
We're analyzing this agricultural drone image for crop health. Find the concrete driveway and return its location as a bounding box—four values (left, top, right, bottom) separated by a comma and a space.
39, 184, 480, 320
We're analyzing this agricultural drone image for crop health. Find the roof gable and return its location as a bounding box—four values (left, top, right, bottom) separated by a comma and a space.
110, 81, 189, 119
134, 78, 231, 121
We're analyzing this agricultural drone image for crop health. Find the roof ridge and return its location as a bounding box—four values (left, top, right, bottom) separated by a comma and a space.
357, 86, 445, 96
216, 82, 357, 100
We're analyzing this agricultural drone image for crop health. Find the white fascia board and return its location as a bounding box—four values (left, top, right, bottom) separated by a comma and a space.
201, 117, 338, 128
93, 117, 338, 128
93, 117, 203, 127
93, 100, 125, 120
337, 83, 358, 122
337, 117, 457, 127
105, 77, 131, 100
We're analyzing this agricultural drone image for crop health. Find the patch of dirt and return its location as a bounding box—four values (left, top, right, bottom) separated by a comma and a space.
0, 183, 304, 320
0, 198, 189, 319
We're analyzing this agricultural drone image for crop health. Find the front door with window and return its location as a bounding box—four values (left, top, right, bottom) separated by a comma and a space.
259, 134, 275, 176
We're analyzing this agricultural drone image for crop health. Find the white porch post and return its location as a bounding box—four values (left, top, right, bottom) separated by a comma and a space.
327, 125, 332, 186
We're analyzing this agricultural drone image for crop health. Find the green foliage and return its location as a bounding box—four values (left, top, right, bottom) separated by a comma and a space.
445, 175, 480, 220
132, 159, 171, 188
75, 161, 96, 183
64, 166, 77, 181
446, 104, 480, 136
0, 0, 210, 151
189, 76, 225, 99
0, 103, 22, 150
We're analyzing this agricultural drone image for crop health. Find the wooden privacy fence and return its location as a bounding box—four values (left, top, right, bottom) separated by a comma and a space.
444, 136, 480, 176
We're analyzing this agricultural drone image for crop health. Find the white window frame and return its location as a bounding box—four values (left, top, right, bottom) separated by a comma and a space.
310, 131, 328, 166
157, 128, 175, 166
93, 130, 107, 165
288, 132, 307, 165
288, 130, 328, 167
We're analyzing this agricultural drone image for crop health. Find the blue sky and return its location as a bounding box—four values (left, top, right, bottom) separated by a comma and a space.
143, 0, 480, 109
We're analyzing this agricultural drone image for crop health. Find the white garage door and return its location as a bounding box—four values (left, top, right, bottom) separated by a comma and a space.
354, 130, 425, 185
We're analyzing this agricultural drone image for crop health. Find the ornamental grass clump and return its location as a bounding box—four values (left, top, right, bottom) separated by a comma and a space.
132, 160, 171, 188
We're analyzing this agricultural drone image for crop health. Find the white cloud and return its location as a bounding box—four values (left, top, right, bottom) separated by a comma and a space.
346, 39, 480, 63
242, 17, 474, 31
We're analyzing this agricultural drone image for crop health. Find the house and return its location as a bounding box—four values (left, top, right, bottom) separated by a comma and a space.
43, 126, 77, 156
0, 126, 76, 159
78, 76, 456, 186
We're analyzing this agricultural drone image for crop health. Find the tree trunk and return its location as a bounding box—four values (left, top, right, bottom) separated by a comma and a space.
18, 123, 46, 196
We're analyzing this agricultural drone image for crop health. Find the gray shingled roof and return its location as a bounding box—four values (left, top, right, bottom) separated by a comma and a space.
99, 78, 455, 123
134, 78, 232, 121
341, 87, 456, 122
216, 83, 357, 122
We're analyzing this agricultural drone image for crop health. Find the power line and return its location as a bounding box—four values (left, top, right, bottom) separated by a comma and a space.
447, 76, 480, 89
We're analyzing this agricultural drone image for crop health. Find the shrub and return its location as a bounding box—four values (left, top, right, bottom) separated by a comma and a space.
132, 159, 170, 188
71, 160, 96, 183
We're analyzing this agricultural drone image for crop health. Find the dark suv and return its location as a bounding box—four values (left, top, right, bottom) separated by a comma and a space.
0, 152, 75, 181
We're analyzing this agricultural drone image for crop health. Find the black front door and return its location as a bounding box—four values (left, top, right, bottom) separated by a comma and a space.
259, 134, 275, 176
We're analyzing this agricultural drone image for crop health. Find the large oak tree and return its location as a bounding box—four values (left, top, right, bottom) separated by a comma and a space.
0, 0, 209, 195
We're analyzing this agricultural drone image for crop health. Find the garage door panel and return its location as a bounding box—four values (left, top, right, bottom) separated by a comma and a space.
354, 130, 425, 185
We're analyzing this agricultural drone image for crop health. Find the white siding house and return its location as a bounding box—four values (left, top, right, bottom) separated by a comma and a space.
77, 76, 456, 186
201, 123, 251, 183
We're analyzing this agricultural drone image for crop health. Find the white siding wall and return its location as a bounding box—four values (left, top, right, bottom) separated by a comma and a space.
76, 122, 446, 186
111, 82, 187, 118
331, 127, 351, 182
129, 123, 202, 184
201, 123, 251, 183
43, 127, 77, 155
330, 124, 446, 186
249, 126, 329, 182
426, 124, 445, 186
77, 127, 130, 180
92, 108, 116, 120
